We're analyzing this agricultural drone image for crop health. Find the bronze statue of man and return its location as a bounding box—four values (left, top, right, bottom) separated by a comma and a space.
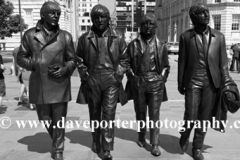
178, 3, 234, 160
125, 13, 170, 157
76, 4, 127, 160
17, 2, 76, 160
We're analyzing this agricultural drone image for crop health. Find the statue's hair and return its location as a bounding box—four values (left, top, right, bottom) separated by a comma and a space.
40, 1, 61, 21
189, 3, 209, 25
140, 13, 157, 26
90, 4, 110, 21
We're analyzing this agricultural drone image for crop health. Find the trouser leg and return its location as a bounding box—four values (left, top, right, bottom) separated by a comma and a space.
101, 84, 119, 151
147, 81, 163, 145
51, 102, 68, 154
36, 103, 68, 153
36, 104, 53, 139
180, 85, 201, 142
86, 75, 102, 144
192, 85, 216, 149
132, 78, 147, 139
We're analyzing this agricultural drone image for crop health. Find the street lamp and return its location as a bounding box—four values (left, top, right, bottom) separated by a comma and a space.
18, 0, 22, 42
131, 0, 134, 33
169, 0, 172, 42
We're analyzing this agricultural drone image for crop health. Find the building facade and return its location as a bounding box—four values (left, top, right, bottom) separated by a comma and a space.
155, 0, 240, 46
115, 0, 155, 42
78, 0, 98, 36
0, 0, 78, 50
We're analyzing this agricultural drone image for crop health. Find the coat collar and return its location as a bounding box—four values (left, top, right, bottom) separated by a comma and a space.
136, 33, 156, 44
35, 20, 60, 32
136, 33, 156, 54
34, 20, 59, 47
190, 26, 216, 38
86, 26, 118, 52
86, 26, 118, 39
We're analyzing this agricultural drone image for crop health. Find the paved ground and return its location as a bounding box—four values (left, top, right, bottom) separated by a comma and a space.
1, 55, 240, 160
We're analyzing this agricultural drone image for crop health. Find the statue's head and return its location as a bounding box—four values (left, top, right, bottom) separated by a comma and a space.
140, 13, 157, 39
91, 4, 110, 32
189, 3, 209, 26
40, 1, 61, 27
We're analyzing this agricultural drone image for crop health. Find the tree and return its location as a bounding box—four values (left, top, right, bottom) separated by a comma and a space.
0, 0, 28, 39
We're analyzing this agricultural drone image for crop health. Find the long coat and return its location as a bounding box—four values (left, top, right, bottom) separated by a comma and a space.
124, 35, 170, 101
212, 79, 240, 132
76, 27, 128, 105
178, 27, 231, 90
17, 21, 76, 104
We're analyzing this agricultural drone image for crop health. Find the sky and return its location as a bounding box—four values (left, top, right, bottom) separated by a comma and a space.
98, 0, 116, 14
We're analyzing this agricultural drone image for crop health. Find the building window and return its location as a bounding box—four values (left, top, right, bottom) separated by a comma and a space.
82, 19, 85, 23
180, 19, 183, 34
213, 15, 221, 30
232, 14, 240, 30
215, 0, 221, 2
162, 23, 164, 38
88, 19, 90, 23
24, 9, 33, 27
185, 16, 188, 29
234, 0, 240, 2
81, 26, 86, 30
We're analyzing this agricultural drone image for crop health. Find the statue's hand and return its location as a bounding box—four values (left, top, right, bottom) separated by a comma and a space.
225, 91, 236, 101
178, 85, 185, 95
48, 65, 67, 78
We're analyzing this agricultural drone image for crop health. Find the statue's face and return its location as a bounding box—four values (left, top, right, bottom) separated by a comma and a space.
194, 9, 209, 25
43, 10, 61, 27
141, 20, 157, 37
92, 12, 109, 31
41, 2, 61, 27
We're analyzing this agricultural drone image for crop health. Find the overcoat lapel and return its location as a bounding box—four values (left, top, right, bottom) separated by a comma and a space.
189, 30, 199, 63
44, 31, 59, 47
208, 28, 216, 60
87, 30, 98, 52
108, 35, 115, 64
108, 29, 118, 65
34, 32, 47, 48
155, 37, 162, 71
90, 36, 98, 52
33, 22, 60, 51
136, 38, 144, 71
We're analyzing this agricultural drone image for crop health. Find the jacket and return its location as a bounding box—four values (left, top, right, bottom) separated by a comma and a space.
75, 27, 128, 105
125, 34, 170, 101
178, 27, 231, 90
17, 21, 76, 104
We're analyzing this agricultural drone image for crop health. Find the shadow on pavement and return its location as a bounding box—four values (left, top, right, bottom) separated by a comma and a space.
183, 141, 212, 157
65, 130, 92, 148
115, 127, 153, 153
65, 128, 192, 156
16, 127, 212, 158
18, 132, 52, 153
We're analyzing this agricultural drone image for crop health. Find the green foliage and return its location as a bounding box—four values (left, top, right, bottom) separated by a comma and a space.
0, 0, 28, 39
